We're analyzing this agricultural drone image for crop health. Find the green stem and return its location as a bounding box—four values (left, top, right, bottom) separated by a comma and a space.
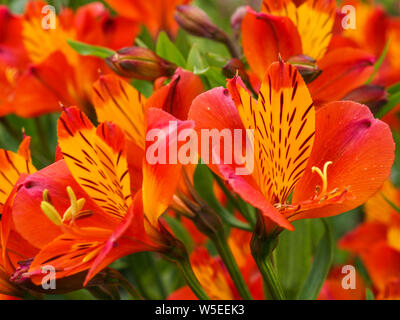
175, 256, 209, 300
250, 213, 285, 300
212, 232, 253, 300
118, 278, 143, 300
254, 254, 285, 300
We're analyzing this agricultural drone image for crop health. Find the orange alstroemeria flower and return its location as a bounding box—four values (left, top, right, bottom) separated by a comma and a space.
0, 1, 138, 117
340, 180, 400, 299
241, 0, 376, 105
9, 106, 194, 286
188, 60, 394, 231
91, 68, 204, 202
104, 0, 191, 37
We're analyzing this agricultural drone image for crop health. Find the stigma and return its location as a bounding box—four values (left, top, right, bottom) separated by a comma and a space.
311, 161, 332, 198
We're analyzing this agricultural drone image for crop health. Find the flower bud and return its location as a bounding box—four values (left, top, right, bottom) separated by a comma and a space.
342, 85, 388, 114
223, 58, 249, 84
106, 47, 177, 80
231, 6, 247, 37
288, 54, 321, 83
175, 5, 226, 41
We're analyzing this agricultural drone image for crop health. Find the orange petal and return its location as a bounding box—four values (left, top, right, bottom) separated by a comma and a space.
293, 101, 395, 220
242, 8, 302, 80
262, 0, 336, 60
361, 243, 400, 292
146, 68, 204, 120
92, 74, 147, 149
74, 2, 138, 50
364, 180, 400, 224
22, 1, 77, 65
229, 61, 315, 205
142, 108, 194, 226
339, 222, 387, 255
104, 0, 188, 36
308, 48, 375, 105
318, 266, 366, 300
190, 248, 237, 300
7, 52, 76, 117
0, 148, 36, 211
58, 107, 132, 220
84, 197, 151, 285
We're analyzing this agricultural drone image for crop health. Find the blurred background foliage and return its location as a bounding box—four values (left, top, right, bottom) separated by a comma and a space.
0, 0, 397, 300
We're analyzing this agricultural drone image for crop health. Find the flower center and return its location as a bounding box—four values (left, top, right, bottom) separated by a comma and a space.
41, 186, 89, 226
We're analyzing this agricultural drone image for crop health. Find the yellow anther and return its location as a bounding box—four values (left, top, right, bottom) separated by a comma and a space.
41, 201, 62, 226
63, 187, 86, 222
82, 246, 102, 263
66, 186, 77, 216
42, 189, 49, 202
311, 161, 332, 196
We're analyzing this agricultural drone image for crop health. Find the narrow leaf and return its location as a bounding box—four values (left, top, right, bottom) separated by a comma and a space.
365, 40, 390, 84
388, 81, 400, 95
376, 91, 400, 119
275, 220, 313, 299
67, 39, 115, 58
366, 288, 375, 300
297, 219, 334, 300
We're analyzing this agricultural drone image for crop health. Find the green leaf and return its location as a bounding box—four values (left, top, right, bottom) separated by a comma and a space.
380, 192, 400, 214
275, 220, 313, 299
131, 79, 153, 98
297, 219, 334, 300
175, 29, 191, 59
193, 162, 252, 231
388, 81, 400, 95
186, 44, 209, 74
365, 40, 390, 85
366, 288, 375, 300
376, 91, 400, 119
136, 26, 155, 50
203, 67, 226, 88
67, 39, 115, 58
156, 32, 186, 68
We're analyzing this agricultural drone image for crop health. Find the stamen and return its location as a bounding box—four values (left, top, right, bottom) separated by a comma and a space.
67, 186, 77, 217
82, 246, 103, 263
41, 201, 62, 226
63, 186, 86, 222
43, 189, 49, 202
311, 161, 332, 196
